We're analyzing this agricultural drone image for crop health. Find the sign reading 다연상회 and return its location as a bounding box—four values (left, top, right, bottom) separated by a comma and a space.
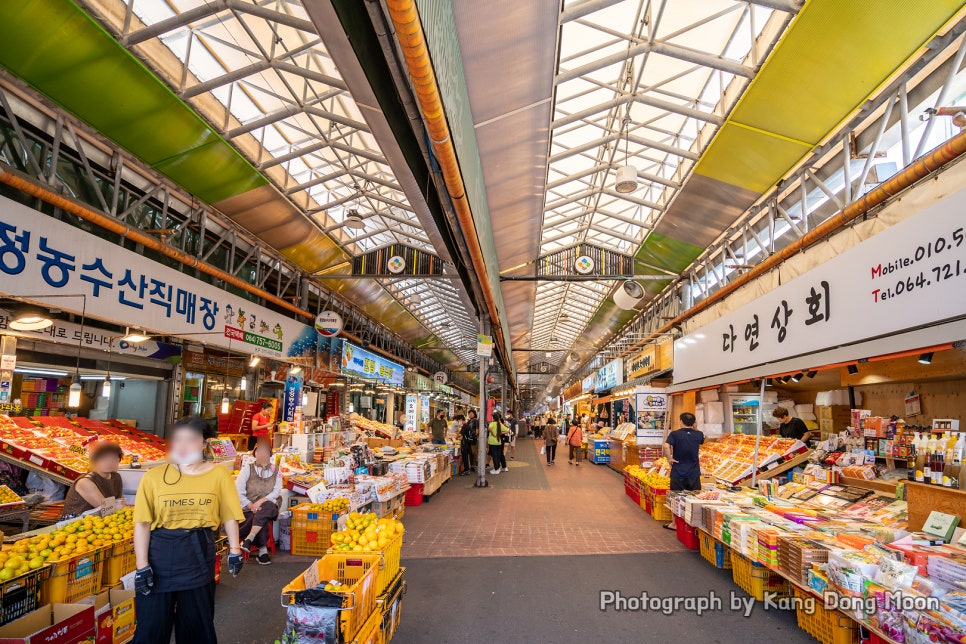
0, 196, 317, 362
674, 186, 966, 384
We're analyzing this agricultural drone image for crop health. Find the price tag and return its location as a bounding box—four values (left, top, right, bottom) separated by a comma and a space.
302, 561, 321, 590
100, 497, 122, 517
28, 454, 44, 466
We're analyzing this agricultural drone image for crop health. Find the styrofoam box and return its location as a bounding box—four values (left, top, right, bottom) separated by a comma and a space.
763, 392, 779, 403
704, 402, 725, 425
699, 389, 720, 403
703, 423, 725, 438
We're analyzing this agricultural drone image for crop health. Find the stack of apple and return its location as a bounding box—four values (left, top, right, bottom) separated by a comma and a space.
329, 512, 404, 552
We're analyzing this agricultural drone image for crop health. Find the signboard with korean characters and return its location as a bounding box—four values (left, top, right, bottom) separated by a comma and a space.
633, 389, 669, 445
338, 341, 404, 385
594, 358, 624, 392
0, 309, 182, 362
0, 196, 317, 362
674, 186, 966, 383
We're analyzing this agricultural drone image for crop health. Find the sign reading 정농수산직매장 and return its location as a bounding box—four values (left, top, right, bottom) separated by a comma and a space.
674, 186, 966, 384
0, 196, 318, 362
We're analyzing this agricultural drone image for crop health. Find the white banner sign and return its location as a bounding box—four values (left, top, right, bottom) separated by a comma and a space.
0, 308, 181, 361
0, 196, 317, 361
675, 187, 966, 383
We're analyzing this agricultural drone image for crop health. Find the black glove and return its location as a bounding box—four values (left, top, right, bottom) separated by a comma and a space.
134, 566, 154, 595
228, 552, 243, 577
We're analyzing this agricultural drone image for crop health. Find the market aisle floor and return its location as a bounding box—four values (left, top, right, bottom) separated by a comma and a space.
214, 436, 812, 643
401, 434, 681, 558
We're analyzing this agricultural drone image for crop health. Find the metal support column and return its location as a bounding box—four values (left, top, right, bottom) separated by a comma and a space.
475, 319, 489, 488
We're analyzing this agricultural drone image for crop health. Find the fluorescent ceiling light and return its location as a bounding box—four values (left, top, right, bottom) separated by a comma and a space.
14, 368, 69, 377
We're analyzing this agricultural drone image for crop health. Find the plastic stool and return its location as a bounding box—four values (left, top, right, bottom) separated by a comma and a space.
242, 519, 276, 560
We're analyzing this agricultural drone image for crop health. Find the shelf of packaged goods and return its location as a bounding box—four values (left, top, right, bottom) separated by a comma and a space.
0, 450, 77, 487
694, 527, 901, 644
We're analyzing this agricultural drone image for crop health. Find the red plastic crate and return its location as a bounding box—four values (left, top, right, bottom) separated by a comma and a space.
404, 484, 424, 507
675, 515, 700, 550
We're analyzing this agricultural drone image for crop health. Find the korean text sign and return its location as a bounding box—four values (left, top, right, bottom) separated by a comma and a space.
0, 196, 317, 360
674, 187, 966, 383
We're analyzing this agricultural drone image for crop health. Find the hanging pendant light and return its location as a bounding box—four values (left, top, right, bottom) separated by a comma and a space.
614, 118, 638, 194
68, 375, 82, 408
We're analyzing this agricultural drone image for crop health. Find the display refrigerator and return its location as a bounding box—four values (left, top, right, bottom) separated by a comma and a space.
723, 393, 761, 435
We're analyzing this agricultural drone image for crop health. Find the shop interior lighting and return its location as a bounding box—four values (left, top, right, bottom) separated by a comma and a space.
301, 392, 309, 406
14, 367, 68, 377
8, 304, 53, 331
918, 352, 933, 365
847, 364, 859, 375
221, 339, 232, 414
791, 372, 805, 382
806, 371, 818, 379
102, 338, 114, 398
67, 376, 82, 409
80, 375, 125, 381
120, 328, 151, 343
249, 356, 261, 368
239, 375, 247, 390
289, 365, 302, 375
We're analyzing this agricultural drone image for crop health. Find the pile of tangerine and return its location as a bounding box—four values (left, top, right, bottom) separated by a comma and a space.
0, 508, 135, 581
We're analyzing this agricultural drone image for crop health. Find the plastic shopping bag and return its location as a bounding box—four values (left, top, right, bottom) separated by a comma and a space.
540, 446, 546, 455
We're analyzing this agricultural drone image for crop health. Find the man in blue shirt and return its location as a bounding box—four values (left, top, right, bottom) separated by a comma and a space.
662, 412, 704, 529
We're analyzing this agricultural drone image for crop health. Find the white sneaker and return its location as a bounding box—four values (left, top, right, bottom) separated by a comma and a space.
502, 468, 508, 472
489, 469, 501, 475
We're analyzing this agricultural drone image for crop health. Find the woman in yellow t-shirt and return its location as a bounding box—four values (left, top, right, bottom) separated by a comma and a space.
132, 417, 245, 644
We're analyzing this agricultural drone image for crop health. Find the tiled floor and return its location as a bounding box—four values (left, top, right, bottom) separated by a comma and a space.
401, 435, 682, 558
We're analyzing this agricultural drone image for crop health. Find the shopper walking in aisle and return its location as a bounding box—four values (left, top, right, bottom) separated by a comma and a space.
59, 441, 123, 519
506, 412, 518, 460
544, 417, 559, 465
132, 417, 245, 644
662, 412, 705, 530
488, 411, 508, 475
236, 439, 282, 565
773, 407, 813, 443
567, 418, 584, 466
429, 409, 448, 445
460, 411, 479, 475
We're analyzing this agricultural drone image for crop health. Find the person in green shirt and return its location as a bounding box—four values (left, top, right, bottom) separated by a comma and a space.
488, 412, 508, 474
429, 410, 448, 445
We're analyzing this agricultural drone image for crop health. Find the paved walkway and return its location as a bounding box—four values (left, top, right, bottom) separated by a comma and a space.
212, 435, 813, 643
402, 435, 681, 558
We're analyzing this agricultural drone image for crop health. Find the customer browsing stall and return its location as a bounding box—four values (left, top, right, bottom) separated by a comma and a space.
60, 441, 124, 519
132, 417, 245, 644
663, 412, 704, 530
236, 439, 282, 565
772, 406, 812, 443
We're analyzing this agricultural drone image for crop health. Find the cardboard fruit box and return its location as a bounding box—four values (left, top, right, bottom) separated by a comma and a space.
0, 603, 95, 644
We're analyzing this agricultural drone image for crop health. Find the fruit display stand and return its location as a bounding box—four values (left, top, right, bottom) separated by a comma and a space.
327, 513, 404, 596
289, 499, 349, 557
0, 415, 166, 486
699, 434, 809, 485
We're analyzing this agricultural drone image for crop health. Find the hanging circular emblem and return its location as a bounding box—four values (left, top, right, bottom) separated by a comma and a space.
386, 255, 406, 274
315, 310, 343, 337
574, 255, 595, 274
433, 371, 448, 385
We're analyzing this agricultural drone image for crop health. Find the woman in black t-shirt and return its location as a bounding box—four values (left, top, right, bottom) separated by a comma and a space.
772, 406, 812, 443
